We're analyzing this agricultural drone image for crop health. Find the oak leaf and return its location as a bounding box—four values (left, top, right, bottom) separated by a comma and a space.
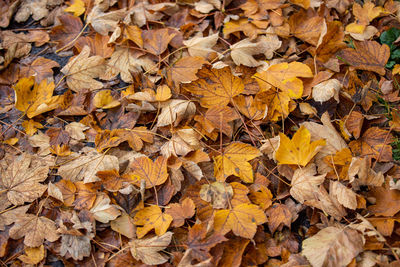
165, 198, 196, 227
129, 232, 172, 265
125, 156, 168, 189
134, 206, 173, 238
214, 203, 267, 239
61, 45, 105, 92
9, 213, 59, 247
337, 41, 390, 75
14, 77, 62, 118
275, 126, 326, 166
302, 226, 364, 267
183, 67, 244, 108
0, 153, 48, 206
214, 142, 261, 183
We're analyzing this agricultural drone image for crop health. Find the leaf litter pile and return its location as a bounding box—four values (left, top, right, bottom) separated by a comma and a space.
2, 0, 400, 266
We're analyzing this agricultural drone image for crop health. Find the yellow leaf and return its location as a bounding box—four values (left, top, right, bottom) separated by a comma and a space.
214, 203, 267, 239
22, 119, 43, 136
3, 137, 18, 145
64, 0, 85, 17
275, 126, 326, 166
183, 67, 244, 108
134, 206, 173, 238
125, 156, 168, 188
214, 142, 261, 183
155, 85, 172, 102
14, 77, 62, 118
18, 245, 45, 265
93, 90, 120, 109
393, 64, 400, 75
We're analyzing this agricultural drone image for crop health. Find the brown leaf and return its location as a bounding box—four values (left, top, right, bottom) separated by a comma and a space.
168, 56, 207, 85
73, 182, 98, 210
368, 181, 400, 217
129, 232, 172, 265
124, 156, 168, 189
20, 57, 59, 83
165, 198, 196, 227
265, 203, 292, 233
75, 33, 114, 58
0, 153, 48, 206
9, 213, 59, 247
337, 41, 390, 75
50, 14, 83, 50
289, 9, 324, 46
142, 28, 177, 55
96, 169, 124, 192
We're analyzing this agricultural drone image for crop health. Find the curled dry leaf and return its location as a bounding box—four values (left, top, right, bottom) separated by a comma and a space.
157, 99, 196, 127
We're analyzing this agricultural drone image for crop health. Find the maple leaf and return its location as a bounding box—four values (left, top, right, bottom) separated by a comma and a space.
167, 56, 207, 85
275, 126, 326, 166
0, 153, 48, 206
129, 232, 172, 265
337, 41, 390, 75
183, 33, 219, 58
165, 198, 196, 227
156, 99, 196, 127
186, 223, 227, 261
289, 9, 325, 46
196, 106, 239, 137
223, 18, 264, 40
61, 45, 105, 92
87, 6, 127, 36
20, 57, 59, 83
75, 33, 114, 58
214, 203, 267, 239
302, 226, 364, 267
125, 156, 168, 189
9, 213, 59, 247
95, 127, 153, 152
134, 205, 173, 238
214, 142, 261, 183
368, 181, 400, 217
64, 0, 85, 17
265, 203, 292, 233
111, 213, 136, 238
73, 182, 98, 210
22, 119, 43, 136
13, 77, 62, 118
51, 179, 76, 206
50, 14, 83, 50
142, 28, 177, 55
330, 181, 357, 210
183, 66, 244, 108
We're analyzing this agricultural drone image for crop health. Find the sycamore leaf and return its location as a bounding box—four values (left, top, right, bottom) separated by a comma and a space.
214, 142, 261, 183
73, 182, 98, 210
64, 0, 85, 17
183, 33, 219, 58
302, 226, 364, 267
95, 127, 153, 152
0, 153, 48, 206
129, 232, 172, 265
14, 77, 62, 118
168, 56, 207, 85
165, 198, 196, 227
157, 99, 196, 127
265, 203, 292, 233
183, 67, 244, 108
290, 163, 326, 203
87, 6, 126, 35
9, 213, 59, 247
142, 28, 177, 55
275, 126, 326, 166
61, 45, 105, 92
134, 206, 173, 238
214, 203, 267, 239
125, 156, 168, 189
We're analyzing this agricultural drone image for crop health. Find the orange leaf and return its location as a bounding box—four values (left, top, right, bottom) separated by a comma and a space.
167, 56, 207, 85
165, 198, 196, 227
134, 205, 172, 238
125, 156, 168, 189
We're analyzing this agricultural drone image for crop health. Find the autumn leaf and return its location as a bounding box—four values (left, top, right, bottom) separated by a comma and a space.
93, 90, 120, 109
275, 126, 326, 166
183, 33, 219, 58
73, 182, 98, 210
302, 226, 364, 267
90, 193, 121, 223
9, 213, 59, 247
368, 181, 400, 217
183, 66, 244, 108
22, 119, 43, 136
129, 232, 172, 265
214, 142, 261, 183
214, 203, 267, 239
134, 206, 173, 238
50, 14, 83, 50
290, 163, 326, 203
125, 156, 168, 189
18, 245, 45, 265
14, 77, 62, 118
20, 57, 59, 83
64, 0, 85, 17
168, 56, 207, 85
165, 198, 196, 227
95, 127, 153, 152
156, 99, 196, 127
337, 41, 390, 75
86, 6, 126, 36
0, 153, 48, 206
265, 203, 292, 233
61, 45, 105, 92
142, 28, 177, 55
200, 181, 233, 209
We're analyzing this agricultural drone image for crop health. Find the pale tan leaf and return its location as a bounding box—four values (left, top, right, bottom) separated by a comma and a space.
129, 232, 173, 265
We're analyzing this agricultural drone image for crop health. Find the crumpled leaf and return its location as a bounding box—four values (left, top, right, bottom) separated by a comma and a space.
90, 193, 121, 223
15, 0, 49, 23
129, 232, 172, 265
302, 226, 364, 267
0, 153, 48, 206
134, 206, 172, 238
312, 79, 341, 103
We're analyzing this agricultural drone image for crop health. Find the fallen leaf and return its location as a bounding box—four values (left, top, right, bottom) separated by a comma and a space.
50, 14, 83, 50
168, 56, 206, 85
90, 193, 121, 223
214, 203, 267, 239
61, 45, 105, 92
183, 67, 244, 108
157, 99, 196, 127
129, 232, 172, 265
87, 6, 126, 35
22, 119, 43, 136
165, 198, 196, 227
111, 213, 136, 238
312, 79, 341, 103
0, 153, 48, 206
330, 181, 357, 209
9, 213, 59, 247
200, 181, 233, 209
368, 181, 400, 217
64, 0, 85, 17
18, 245, 45, 265
93, 90, 120, 109
142, 28, 177, 55
15, 0, 49, 23
302, 226, 364, 267
125, 156, 168, 189
290, 163, 326, 203
134, 206, 173, 238
183, 33, 219, 59
275, 126, 326, 166
20, 57, 59, 83
265, 203, 292, 233
214, 142, 261, 183
337, 41, 390, 75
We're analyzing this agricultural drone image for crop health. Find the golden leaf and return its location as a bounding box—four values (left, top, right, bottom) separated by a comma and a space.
134, 206, 173, 238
